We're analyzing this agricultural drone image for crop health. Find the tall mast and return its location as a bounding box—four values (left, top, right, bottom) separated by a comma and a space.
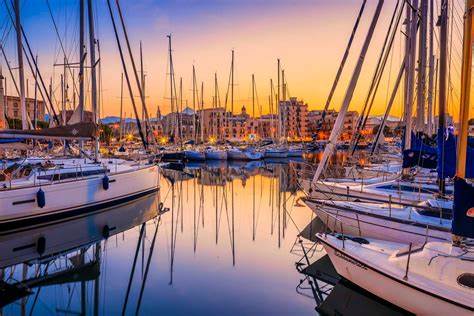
140, 41, 145, 124
252, 74, 255, 137
14, 0, 27, 130
457, 0, 473, 178
404, 0, 418, 149
79, 0, 85, 123
214, 72, 218, 138
277, 59, 281, 140
167, 35, 177, 143
87, 0, 99, 159
252, 74, 255, 118
231, 50, 234, 114
282, 69, 286, 102
270, 79, 274, 140
119, 72, 124, 142
438, 0, 448, 193
201, 81, 204, 143
312, 0, 384, 183
427, 0, 435, 135
192, 65, 196, 143
416, 0, 428, 132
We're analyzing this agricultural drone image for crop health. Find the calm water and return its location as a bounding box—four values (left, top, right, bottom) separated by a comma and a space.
0, 161, 320, 315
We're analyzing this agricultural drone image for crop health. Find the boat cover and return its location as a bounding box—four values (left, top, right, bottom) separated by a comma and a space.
437, 129, 474, 178
452, 177, 474, 238
0, 122, 97, 140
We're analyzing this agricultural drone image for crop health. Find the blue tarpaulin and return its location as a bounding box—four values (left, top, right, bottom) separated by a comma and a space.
402, 131, 437, 168
437, 129, 474, 178
452, 178, 474, 238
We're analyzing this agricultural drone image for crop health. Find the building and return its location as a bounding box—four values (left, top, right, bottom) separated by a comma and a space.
162, 107, 196, 141
307, 109, 359, 140
256, 114, 278, 139
224, 106, 249, 141
197, 107, 226, 142
278, 97, 309, 140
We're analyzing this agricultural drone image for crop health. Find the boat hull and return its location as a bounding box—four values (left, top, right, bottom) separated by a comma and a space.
319, 235, 473, 316
227, 149, 262, 161
305, 200, 450, 244
263, 150, 287, 158
0, 164, 160, 234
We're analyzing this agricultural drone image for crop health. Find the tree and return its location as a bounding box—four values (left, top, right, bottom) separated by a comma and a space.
100, 124, 113, 145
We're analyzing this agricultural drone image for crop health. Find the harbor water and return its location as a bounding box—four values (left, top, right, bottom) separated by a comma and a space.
0, 161, 319, 315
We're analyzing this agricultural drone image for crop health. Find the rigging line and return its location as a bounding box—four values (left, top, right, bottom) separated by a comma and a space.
317, 0, 367, 131
4, 0, 60, 125
45, 0, 79, 98
106, 0, 147, 149
350, 0, 404, 153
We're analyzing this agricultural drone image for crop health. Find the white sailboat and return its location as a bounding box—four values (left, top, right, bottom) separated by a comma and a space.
0, 0, 160, 233
318, 2, 474, 314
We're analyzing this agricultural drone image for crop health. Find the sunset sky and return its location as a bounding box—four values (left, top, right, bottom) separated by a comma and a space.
0, 0, 464, 119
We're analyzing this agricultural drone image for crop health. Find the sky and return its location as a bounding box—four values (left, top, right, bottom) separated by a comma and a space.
0, 0, 465, 119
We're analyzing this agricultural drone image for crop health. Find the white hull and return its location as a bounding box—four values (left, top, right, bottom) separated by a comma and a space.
305, 200, 450, 244
319, 235, 473, 315
264, 150, 287, 158
227, 149, 263, 161
0, 164, 159, 233
301, 178, 438, 204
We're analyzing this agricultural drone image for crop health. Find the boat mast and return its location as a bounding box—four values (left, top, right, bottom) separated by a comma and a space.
167, 35, 177, 144
201, 81, 204, 143
192, 65, 197, 143
214, 72, 217, 139
270, 79, 274, 140
79, 0, 85, 125
426, 0, 435, 135
119, 72, 123, 142
456, 0, 473, 178
231, 50, 234, 115
252, 74, 255, 137
404, 0, 418, 149
13, 0, 27, 130
312, 0, 384, 183
87, 0, 99, 159
416, 0, 428, 133
438, 0, 448, 194
277, 59, 281, 141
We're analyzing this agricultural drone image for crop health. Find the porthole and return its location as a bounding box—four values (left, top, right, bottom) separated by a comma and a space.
457, 273, 474, 289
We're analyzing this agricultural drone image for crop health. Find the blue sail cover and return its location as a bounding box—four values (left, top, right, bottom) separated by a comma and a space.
402, 132, 437, 168
437, 129, 474, 178
452, 178, 474, 238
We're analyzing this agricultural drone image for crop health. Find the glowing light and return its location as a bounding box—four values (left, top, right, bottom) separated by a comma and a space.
159, 136, 169, 145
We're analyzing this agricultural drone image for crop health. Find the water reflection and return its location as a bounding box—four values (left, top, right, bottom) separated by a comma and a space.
1, 162, 317, 315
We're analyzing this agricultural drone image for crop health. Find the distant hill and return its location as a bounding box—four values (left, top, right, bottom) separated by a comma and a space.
100, 116, 159, 124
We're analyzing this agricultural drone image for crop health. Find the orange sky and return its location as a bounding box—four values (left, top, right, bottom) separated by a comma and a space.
2, 0, 465, 119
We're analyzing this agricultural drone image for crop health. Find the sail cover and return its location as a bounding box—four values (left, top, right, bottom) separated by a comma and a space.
452, 177, 474, 238
437, 129, 474, 178
0, 122, 97, 140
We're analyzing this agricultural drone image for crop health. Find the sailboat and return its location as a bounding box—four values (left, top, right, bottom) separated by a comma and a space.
317, 2, 473, 314
0, 0, 160, 233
